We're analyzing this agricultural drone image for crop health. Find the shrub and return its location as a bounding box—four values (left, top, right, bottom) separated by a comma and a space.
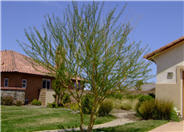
154, 99, 173, 120
31, 99, 41, 106
136, 95, 154, 115
63, 93, 71, 104
120, 103, 132, 110
47, 102, 58, 108
107, 92, 123, 99
138, 100, 155, 119
170, 110, 180, 121
16, 100, 23, 106
82, 94, 94, 114
138, 99, 174, 120
70, 103, 79, 111
98, 100, 113, 117
2, 96, 14, 105
148, 93, 155, 98
125, 94, 142, 100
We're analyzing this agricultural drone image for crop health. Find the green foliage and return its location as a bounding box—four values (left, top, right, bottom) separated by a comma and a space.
16, 100, 23, 106
47, 102, 58, 108
107, 92, 123, 99
31, 99, 41, 106
148, 93, 155, 98
70, 103, 79, 111
2, 105, 115, 132
154, 100, 173, 120
170, 110, 180, 122
138, 99, 175, 120
94, 120, 168, 132
125, 94, 143, 100
98, 100, 113, 117
138, 100, 155, 119
120, 103, 132, 110
63, 93, 71, 104
136, 95, 154, 115
1, 96, 14, 105
138, 95, 154, 103
19, 2, 153, 131
82, 94, 94, 114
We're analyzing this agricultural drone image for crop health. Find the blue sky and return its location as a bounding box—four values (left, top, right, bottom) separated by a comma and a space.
2, 1, 184, 82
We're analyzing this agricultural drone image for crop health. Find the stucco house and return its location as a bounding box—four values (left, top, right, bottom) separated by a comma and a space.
144, 36, 184, 116
0, 50, 81, 105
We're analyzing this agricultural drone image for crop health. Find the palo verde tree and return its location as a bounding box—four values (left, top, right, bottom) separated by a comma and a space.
18, 2, 152, 132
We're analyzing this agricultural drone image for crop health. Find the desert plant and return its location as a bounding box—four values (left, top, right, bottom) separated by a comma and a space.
98, 100, 113, 117
16, 100, 23, 106
136, 95, 154, 115
120, 103, 132, 110
2, 96, 14, 105
138, 99, 155, 119
154, 99, 173, 120
138, 99, 175, 120
31, 99, 41, 106
19, 2, 152, 131
82, 94, 94, 114
107, 92, 123, 99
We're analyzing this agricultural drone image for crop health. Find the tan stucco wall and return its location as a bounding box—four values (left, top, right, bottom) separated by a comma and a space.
153, 41, 184, 114
155, 41, 184, 84
156, 84, 180, 109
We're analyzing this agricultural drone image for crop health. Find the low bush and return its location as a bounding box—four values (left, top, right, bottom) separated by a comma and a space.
120, 103, 132, 110
170, 110, 181, 121
82, 94, 94, 114
47, 102, 58, 108
154, 99, 173, 120
16, 100, 23, 106
31, 99, 41, 106
138, 100, 155, 119
98, 99, 113, 117
138, 99, 175, 120
136, 95, 154, 115
125, 94, 142, 100
70, 103, 79, 111
107, 92, 123, 99
2, 96, 14, 105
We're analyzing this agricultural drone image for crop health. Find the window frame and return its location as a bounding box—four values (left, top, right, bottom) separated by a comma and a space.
22, 79, 27, 88
4, 78, 8, 87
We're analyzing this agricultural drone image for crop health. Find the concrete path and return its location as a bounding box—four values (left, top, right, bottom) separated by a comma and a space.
149, 121, 184, 132
38, 110, 137, 132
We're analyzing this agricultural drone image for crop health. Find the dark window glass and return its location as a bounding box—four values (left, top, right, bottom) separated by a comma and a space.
4, 78, 8, 87
22, 79, 27, 88
47, 80, 50, 89
42, 80, 46, 88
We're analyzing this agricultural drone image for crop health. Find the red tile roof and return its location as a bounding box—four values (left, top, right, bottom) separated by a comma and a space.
0, 50, 49, 76
144, 36, 184, 61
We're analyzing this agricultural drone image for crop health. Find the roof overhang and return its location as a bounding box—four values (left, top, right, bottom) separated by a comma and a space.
144, 36, 184, 61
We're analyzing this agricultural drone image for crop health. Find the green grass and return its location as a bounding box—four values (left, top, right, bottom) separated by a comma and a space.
1, 105, 115, 132
94, 120, 169, 132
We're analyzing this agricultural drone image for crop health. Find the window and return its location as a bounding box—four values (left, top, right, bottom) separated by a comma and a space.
22, 79, 27, 88
42, 79, 51, 89
4, 78, 8, 87
167, 72, 173, 79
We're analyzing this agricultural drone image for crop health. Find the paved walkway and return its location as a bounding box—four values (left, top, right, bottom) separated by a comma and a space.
149, 121, 184, 132
38, 110, 136, 132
